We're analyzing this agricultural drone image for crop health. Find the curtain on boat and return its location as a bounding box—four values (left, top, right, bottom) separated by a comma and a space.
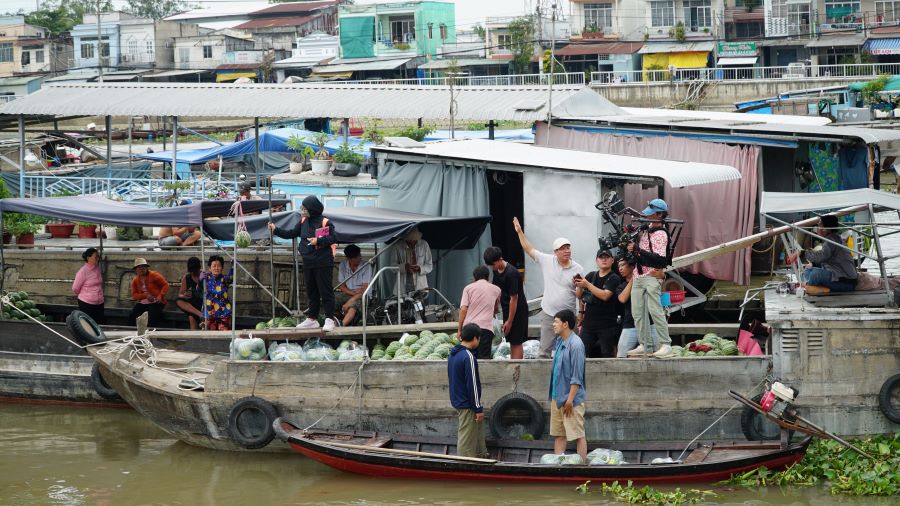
377, 160, 492, 304
536, 123, 759, 285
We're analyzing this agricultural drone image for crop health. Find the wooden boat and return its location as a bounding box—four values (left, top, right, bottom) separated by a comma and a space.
273, 419, 813, 484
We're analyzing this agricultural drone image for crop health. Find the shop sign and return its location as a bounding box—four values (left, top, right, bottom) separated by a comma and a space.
717, 42, 757, 57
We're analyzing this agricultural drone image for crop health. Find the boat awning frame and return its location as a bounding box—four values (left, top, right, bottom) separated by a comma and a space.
372, 139, 741, 188
760, 189, 900, 214
716, 57, 758, 66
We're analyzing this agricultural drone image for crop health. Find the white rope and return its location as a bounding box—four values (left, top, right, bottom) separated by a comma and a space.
302, 356, 369, 431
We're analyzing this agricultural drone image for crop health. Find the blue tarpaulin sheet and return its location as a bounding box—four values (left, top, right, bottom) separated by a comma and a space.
135, 128, 371, 165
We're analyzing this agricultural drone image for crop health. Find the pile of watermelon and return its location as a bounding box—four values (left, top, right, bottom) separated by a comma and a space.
371, 330, 460, 361
2, 291, 46, 321
671, 333, 740, 358
254, 316, 298, 330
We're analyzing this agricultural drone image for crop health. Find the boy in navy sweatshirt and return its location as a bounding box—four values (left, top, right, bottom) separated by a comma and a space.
448, 323, 488, 458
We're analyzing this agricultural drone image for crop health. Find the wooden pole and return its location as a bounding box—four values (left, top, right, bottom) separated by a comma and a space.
318, 440, 497, 464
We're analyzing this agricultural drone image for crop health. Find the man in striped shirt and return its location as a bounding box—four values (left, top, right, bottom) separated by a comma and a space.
448, 323, 488, 458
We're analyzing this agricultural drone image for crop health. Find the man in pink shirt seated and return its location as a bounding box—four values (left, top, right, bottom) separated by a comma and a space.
458, 265, 501, 359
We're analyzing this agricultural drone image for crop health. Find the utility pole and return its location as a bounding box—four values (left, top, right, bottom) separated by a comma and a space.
545, 3, 556, 146
96, 0, 103, 82
535, 0, 543, 75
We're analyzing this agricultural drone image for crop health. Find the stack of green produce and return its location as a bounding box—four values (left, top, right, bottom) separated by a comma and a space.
2, 291, 47, 321
671, 333, 740, 358
230, 337, 267, 360
254, 316, 298, 330
371, 330, 460, 361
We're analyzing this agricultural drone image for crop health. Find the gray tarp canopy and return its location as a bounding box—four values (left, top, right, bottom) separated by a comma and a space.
204, 206, 492, 249
0, 196, 288, 227
760, 189, 900, 214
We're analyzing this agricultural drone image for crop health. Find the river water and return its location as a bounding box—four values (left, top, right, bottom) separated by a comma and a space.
0, 404, 894, 505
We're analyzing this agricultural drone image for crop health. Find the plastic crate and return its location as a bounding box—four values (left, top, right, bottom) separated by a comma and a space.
669, 290, 686, 304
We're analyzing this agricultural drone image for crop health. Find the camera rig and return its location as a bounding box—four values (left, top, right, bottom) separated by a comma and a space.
594, 191, 684, 265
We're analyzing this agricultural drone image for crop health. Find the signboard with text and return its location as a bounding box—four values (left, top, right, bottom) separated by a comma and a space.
717, 42, 757, 57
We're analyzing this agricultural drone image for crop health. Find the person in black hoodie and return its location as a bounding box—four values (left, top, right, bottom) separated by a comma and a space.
447, 323, 488, 458
269, 195, 337, 331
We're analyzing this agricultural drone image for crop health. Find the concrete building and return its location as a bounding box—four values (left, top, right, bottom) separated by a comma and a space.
337, 1, 456, 60
0, 16, 63, 77
273, 32, 340, 81
173, 29, 264, 81
234, 1, 340, 53
568, 0, 725, 41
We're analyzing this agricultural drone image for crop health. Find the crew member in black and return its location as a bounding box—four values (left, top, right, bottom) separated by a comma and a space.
575, 249, 622, 358
484, 246, 529, 360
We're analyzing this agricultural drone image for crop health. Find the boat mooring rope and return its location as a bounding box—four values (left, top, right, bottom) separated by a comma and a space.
302, 356, 370, 432
674, 374, 771, 462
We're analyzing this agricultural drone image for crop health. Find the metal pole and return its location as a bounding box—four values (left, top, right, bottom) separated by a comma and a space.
545, 3, 557, 146
127, 119, 133, 173
96, 0, 103, 83
105, 115, 111, 196
161, 116, 166, 151
172, 116, 178, 181
343, 117, 349, 142
17, 115, 25, 197
1, 213, 5, 297
200, 219, 206, 324
868, 204, 893, 306
292, 237, 300, 314
254, 118, 260, 193
268, 176, 275, 319
231, 203, 239, 339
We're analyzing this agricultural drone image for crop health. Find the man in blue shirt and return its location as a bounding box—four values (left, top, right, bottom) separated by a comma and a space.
448, 323, 488, 458
548, 309, 587, 461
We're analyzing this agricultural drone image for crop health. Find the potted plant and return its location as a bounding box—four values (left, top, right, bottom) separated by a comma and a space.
331, 141, 365, 177
77, 221, 98, 239
46, 189, 79, 238
286, 134, 315, 174
9, 214, 40, 248
309, 131, 333, 175
582, 23, 603, 39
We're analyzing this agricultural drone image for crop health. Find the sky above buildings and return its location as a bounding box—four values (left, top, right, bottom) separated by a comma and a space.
4, 1, 571, 29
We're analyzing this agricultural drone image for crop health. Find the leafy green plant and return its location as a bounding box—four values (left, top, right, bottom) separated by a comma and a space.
395, 126, 433, 142
311, 131, 331, 160
51, 189, 79, 197
286, 134, 315, 163
7, 214, 41, 237
576, 480, 717, 505
861, 74, 890, 105
584, 22, 601, 34
671, 21, 686, 42
508, 16, 534, 74
331, 142, 364, 166
722, 431, 900, 496
393, 42, 410, 50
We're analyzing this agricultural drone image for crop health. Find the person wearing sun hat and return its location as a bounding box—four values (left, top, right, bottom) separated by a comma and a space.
129, 257, 170, 328
626, 198, 672, 358
512, 217, 584, 359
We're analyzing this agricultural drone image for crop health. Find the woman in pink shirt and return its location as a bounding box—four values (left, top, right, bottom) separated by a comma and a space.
72, 247, 105, 324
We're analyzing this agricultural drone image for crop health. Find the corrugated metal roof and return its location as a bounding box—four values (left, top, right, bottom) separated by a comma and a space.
557, 114, 900, 145
638, 41, 715, 54
311, 58, 412, 73
373, 139, 741, 188
251, 1, 336, 15
234, 15, 316, 29
0, 82, 584, 121
556, 42, 643, 56
144, 69, 212, 78
761, 189, 900, 214
0, 75, 45, 86
419, 58, 509, 69
806, 34, 866, 48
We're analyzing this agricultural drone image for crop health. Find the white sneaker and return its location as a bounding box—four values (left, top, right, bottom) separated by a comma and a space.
651, 344, 673, 358
322, 318, 336, 332
626, 344, 646, 356
296, 318, 320, 330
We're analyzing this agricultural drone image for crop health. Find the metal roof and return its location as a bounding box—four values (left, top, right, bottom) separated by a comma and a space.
638, 41, 715, 54
373, 139, 741, 188
0, 82, 585, 121
234, 15, 316, 29
806, 33, 866, 48
556, 114, 900, 145
0, 75, 44, 86
311, 58, 412, 73
761, 189, 900, 214
555, 42, 644, 56
143, 69, 212, 78
419, 58, 509, 69
619, 107, 832, 126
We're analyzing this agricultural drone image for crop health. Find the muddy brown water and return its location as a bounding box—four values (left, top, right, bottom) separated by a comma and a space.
1, 404, 895, 505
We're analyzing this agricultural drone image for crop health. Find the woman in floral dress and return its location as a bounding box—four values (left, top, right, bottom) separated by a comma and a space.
202, 255, 233, 331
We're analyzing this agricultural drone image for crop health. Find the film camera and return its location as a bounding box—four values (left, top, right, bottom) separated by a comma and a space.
594, 191, 684, 265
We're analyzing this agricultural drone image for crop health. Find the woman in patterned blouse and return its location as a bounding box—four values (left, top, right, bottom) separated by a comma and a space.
202, 255, 233, 331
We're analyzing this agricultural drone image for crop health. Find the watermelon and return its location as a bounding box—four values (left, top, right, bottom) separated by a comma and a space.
404, 334, 420, 346
235, 230, 252, 248
721, 342, 739, 356
255, 322, 267, 330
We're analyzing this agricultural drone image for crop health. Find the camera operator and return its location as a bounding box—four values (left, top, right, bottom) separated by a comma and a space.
626, 199, 673, 358
574, 249, 621, 358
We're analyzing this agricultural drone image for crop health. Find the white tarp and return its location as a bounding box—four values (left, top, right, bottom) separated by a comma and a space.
761, 189, 900, 214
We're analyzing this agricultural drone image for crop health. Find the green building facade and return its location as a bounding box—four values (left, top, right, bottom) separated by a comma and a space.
338, 1, 456, 60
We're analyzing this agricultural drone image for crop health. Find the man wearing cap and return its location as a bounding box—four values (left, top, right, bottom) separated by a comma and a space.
238, 181, 261, 201
575, 249, 622, 358
129, 258, 170, 328
626, 198, 673, 358
513, 217, 584, 359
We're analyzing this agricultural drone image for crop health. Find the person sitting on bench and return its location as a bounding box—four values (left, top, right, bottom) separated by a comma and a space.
786, 215, 857, 295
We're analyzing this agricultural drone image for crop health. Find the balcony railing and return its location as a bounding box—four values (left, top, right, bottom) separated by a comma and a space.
591, 63, 900, 84
342, 72, 587, 87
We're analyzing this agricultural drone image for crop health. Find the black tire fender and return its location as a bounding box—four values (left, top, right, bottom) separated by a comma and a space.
489, 392, 545, 440
66, 310, 107, 345
878, 373, 900, 424
740, 393, 784, 441
90, 363, 121, 400
227, 396, 280, 450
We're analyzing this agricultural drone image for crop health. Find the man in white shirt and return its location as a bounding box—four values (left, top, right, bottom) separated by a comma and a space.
513, 217, 584, 358
394, 227, 433, 293
337, 244, 373, 326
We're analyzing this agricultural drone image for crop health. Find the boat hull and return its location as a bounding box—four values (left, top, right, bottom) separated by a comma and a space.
275, 422, 811, 484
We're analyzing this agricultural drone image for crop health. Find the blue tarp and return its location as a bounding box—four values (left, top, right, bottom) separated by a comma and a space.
135, 128, 371, 165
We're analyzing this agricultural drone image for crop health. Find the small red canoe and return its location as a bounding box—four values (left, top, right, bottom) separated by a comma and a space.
273, 418, 811, 484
